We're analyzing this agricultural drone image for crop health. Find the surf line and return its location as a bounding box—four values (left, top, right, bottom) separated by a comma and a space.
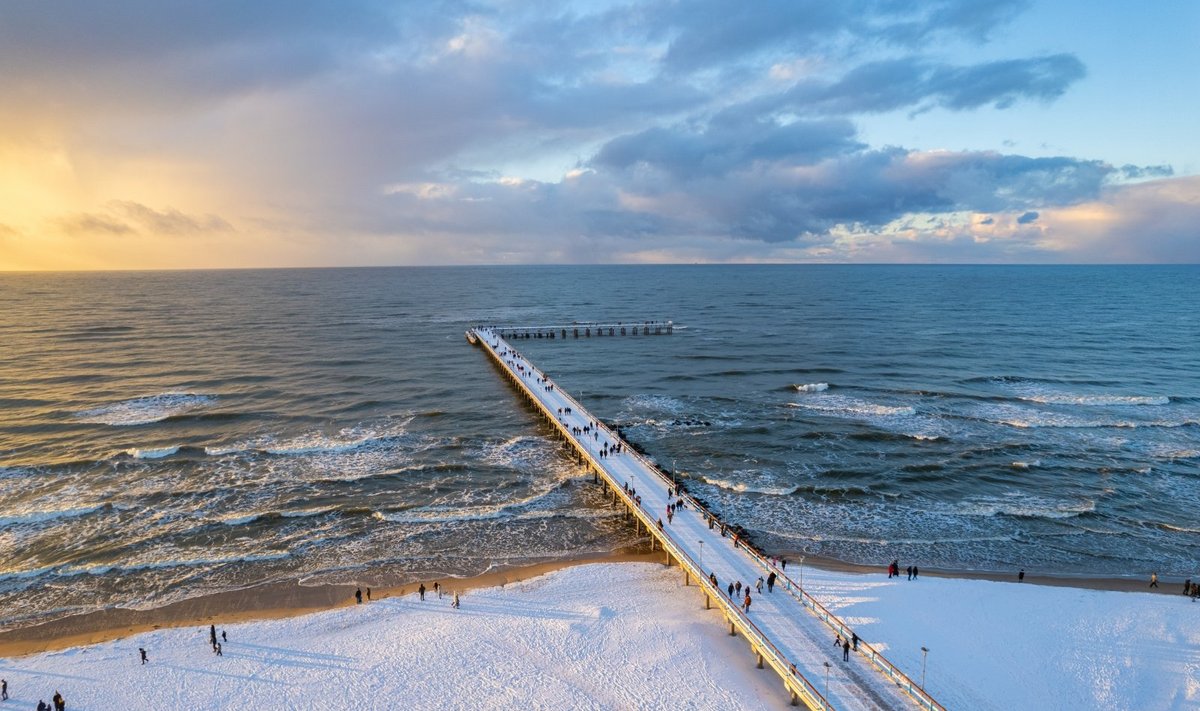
468, 327, 944, 711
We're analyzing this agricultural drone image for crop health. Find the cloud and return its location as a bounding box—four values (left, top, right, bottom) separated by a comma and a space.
57, 202, 233, 237
778, 55, 1085, 115
1, 0, 1190, 267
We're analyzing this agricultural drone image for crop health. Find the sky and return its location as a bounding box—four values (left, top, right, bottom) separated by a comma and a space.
1, 0, 1197, 269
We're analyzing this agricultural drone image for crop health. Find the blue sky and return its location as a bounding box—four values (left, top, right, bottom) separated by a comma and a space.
0, 0, 1196, 268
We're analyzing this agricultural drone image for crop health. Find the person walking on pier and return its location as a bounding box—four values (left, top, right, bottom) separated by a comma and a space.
210, 624, 217, 649
906, 565, 913, 580
842, 639, 851, 662
767, 571, 777, 592
755, 577, 763, 593
1019, 569, 1025, 582
419, 583, 426, 600
1184, 579, 1191, 595
139, 647, 147, 664
728, 582, 735, 597
1, 677, 6, 700
435, 581, 442, 598
735, 581, 742, 595
912, 565, 919, 580
743, 593, 752, 612
667, 508, 674, 524
355, 588, 363, 604
851, 633, 859, 651
1150, 572, 1159, 588
452, 592, 460, 609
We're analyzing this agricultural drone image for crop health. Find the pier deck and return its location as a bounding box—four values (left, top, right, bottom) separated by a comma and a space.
469, 328, 943, 711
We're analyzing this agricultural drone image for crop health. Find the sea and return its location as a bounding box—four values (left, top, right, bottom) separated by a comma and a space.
1, 265, 1197, 629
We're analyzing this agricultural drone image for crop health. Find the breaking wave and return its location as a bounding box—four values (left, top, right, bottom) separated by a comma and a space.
75, 393, 216, 426
794, 383, 830, 393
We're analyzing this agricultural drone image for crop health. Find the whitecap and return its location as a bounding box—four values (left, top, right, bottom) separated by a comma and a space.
75, 392, 215, 426
122, 446, 181, 459
794, 383, 830, 393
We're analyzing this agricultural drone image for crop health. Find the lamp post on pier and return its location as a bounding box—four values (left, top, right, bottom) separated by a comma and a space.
921, 646, 929, 690
823, 661, 831, 700
800, 556, 805, 589
698, 540, 704, 571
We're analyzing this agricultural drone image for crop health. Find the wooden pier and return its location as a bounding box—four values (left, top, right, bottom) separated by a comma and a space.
475, 320, 674, 341
468, 327, 946, 711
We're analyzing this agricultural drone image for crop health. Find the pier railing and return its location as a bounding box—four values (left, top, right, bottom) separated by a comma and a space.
472, 330, 833, 710
594, 406, 946, 711
481, 320, 674, 340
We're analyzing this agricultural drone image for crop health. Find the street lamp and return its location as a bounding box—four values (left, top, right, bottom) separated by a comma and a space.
698, 540, 704, 571
800, 556, 806, 589
672, 458, 677, 487
921, 646, 929, 690
823, 661, 831, 700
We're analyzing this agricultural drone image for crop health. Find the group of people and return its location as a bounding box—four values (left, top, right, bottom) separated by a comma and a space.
834, 631, 861, 662
1, 681, 65, 710
886, 560, 919, 580
1182, 579, 1200, 599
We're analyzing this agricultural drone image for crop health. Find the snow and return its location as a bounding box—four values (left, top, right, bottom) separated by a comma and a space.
3, 563, 1197, 710
0, 563, 792, 710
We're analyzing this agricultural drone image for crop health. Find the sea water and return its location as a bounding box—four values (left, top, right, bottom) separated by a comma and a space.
1, 265, 1197, 627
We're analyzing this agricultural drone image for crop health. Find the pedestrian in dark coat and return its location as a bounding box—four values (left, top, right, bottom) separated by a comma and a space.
419, 583, 426, 600
906, 566, 913, 580
842, 640, 850, 661
912, 565, 919, 579
767, 571, 777, 592
210, 624, 217, 648
1019, 569, 1025, 582
140, 647, 148, 664
355, 588, 363, 604
851, 633, 859, 651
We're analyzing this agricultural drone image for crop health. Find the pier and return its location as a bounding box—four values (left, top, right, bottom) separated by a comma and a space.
472, 320, 674, 341
468, 327, 945, 711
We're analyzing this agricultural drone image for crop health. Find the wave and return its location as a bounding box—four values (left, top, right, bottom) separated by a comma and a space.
794, 383, 830, 393
1017, 393, 1170, 407
1011, 460, 1042, 469
206, 417, 413, 457
701, 476, 796, 496
121, 446, 181, 459
969, 404, 1198, 430
0, 503, 108, 526
74, 392, 216, 426
956, 496, 1096, 520
788, 396, 915, 418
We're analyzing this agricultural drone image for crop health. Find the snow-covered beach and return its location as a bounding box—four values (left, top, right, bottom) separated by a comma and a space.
2, 561, 1196, 710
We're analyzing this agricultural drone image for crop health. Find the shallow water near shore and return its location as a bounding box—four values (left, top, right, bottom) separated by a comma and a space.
1, 265, 1198, 628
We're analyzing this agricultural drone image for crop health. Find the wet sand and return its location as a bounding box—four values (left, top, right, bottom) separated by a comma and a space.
2, 550, 1186, 658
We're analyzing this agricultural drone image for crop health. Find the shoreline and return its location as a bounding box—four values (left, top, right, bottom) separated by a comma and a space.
786, 552, 1188, 594
1, 550, 1185, 658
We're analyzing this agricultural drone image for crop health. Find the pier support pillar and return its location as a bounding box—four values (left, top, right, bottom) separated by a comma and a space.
705, 595, 711, 610
790, 692, 799, 707
756, 652, 764, 669
729, 620, 736, 636
684, 571, 689, 586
